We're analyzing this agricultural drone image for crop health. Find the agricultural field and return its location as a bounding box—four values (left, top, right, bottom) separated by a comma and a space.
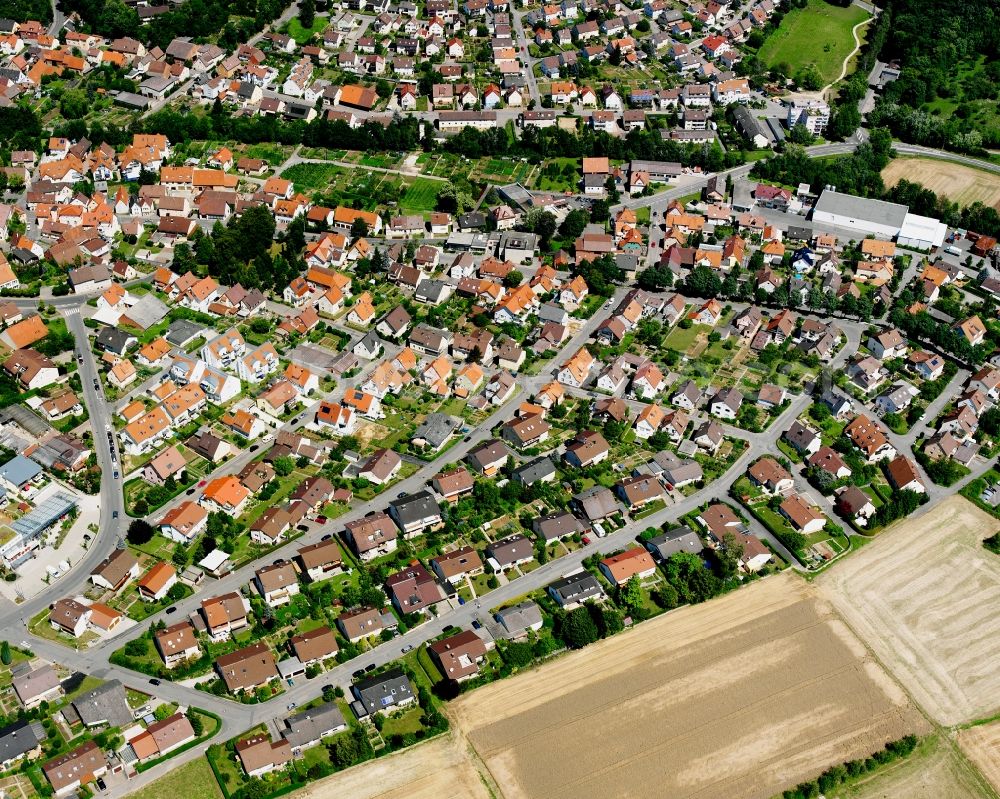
833, 735, 992, 799
882, 157, 1000, 209
758, 0, 870, 85
286, 732, 494, 799
817, 496, 1000, 726
450, 574, 926, 799
959, 721, 1000, 795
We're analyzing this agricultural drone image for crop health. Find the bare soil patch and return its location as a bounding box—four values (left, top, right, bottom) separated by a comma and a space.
834, 735, 990, 799
881, 157, 1000, 209
286, 732, 495, 799
817, 496, 1000, 726
451, 574, 926, 799
959, 722, 1000, 795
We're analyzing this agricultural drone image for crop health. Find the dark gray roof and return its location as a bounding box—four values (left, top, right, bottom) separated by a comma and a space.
389, 491, 441, 526
511, 455, 556, 485
95, 326, 136, 353
282, 701, 346, 748
645, 526, 703, 560
0, 720, 42, 765
547, 571, 603, 605
72, 679, 132, 728
352, 667, 413, 715
165, 319, 205, 346
414, 279, 451, 304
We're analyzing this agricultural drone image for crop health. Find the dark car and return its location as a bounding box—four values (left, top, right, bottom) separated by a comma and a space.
296, 524, 309, 532
112, 511, 118, 519
365, 663, 377, 673
186, 488, 195, 495
352, 669, 364, 679
249, 444, 259, 452
443, 624, 456, 633
321, 533, 332, 541
96, 777, 107, 791
165, 606, 176, 614
149, 678, 161, 686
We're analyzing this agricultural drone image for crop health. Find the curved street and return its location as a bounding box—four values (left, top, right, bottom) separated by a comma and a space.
0, 132, 993, 794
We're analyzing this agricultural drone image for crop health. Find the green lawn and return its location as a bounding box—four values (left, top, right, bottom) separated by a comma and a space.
399, 178, 444, 214
758, 0, 869, 85
142, 757, 222, 799
663, 323, 707, 355
634, 498, 667, 520
381, 706, 424, 737
283, 15, 328, 43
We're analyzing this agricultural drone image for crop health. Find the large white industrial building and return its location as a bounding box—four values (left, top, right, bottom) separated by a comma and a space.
812, 189, 947, 250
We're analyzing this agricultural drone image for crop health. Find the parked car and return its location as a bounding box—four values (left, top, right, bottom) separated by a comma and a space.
112, 511, 118, 519
165, 606, 176, 614
401, 644, 413, 653
365, 663, 377, 673
315, 515, 327, 524
352, 669, 364, 679
96, 778, 106, 791
149, 678, 161, 686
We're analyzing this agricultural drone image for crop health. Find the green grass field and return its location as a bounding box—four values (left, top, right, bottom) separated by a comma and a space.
758, 0, 869, 85
400, 178, 444, 213
144, 757, 222, 799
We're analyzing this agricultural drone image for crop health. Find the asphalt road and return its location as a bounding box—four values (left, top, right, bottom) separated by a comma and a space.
2, 131, 996, 795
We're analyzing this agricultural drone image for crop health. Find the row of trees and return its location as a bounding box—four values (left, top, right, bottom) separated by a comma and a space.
445, 123, 741, 173
781, 736, 920, 799
61, 0, 291, 50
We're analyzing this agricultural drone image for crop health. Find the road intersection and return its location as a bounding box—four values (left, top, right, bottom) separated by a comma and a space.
1, 133, 997, 794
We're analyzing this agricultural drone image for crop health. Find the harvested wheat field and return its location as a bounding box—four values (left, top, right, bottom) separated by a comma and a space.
288, 732, 495, 799
881, 157, 1000, 208
450, 574, 926, 799
959, 721, 1000, 795
818, 496, 1000, 726
831, 735, 991, 799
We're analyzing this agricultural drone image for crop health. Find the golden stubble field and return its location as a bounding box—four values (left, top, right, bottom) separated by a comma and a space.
449, 574, 927, 799
817, 496, 1000, 727
830, 735, 990, 799
286, 731, 496, 799
881, 157, 1000, 208
959, 721, 1000, 796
